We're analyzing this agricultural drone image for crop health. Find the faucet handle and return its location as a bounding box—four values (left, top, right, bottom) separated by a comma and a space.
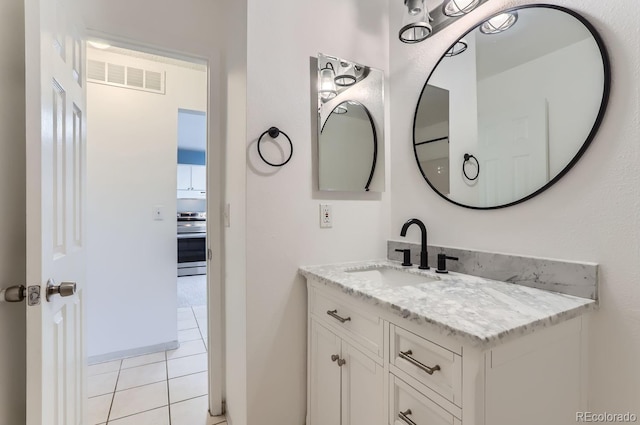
395, 249, 412, 267
436, 253, 459, 274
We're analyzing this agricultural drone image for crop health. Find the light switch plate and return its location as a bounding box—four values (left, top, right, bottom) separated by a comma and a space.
153, 205, 164, 221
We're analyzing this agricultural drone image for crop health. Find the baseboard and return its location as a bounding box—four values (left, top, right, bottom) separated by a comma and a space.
88, 340, 180, 365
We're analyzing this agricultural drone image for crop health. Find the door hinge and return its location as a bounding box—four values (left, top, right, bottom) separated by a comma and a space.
207, 248, 212, 261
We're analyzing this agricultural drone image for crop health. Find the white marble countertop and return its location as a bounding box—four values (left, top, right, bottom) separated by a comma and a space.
299, 259, 597, 349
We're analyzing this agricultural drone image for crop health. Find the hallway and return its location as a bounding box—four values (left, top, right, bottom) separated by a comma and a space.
87, 302, 220, 424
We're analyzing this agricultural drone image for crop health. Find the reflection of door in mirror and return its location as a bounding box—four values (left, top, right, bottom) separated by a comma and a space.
478, 100, 549, 207
415, 85, 450, 195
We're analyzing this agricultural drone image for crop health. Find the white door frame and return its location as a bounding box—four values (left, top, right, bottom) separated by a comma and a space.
84, 31, 225, 416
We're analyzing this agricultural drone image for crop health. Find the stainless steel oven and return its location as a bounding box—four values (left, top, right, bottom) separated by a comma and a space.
177, 212, 206, 276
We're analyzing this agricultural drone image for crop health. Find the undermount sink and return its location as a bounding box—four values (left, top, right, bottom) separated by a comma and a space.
346, 266, 439, 287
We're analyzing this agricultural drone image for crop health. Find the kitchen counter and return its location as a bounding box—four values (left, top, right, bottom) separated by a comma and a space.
299, 259, 596, 349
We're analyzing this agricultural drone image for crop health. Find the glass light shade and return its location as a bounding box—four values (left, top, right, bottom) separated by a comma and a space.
319, 64, 337, 101
335, 62, 356, 87
399, 0, 433, 44
442, 0, 481, 17
480, 12, 518, 34
333, 104, 348, 114
444, 39, 468, 57
405, 0, 424, 15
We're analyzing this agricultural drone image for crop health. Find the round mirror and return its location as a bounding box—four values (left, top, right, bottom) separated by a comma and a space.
413, 5, 610, 209
320, 100, 378, 191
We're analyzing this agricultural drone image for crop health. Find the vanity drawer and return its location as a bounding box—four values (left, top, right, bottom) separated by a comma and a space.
390, 325, 462, 406
390, 374, 461, 425
311, 288, 383, 357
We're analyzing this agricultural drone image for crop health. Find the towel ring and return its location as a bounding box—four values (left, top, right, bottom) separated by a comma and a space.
463, 153, 479, 181
257, 127, 293, 167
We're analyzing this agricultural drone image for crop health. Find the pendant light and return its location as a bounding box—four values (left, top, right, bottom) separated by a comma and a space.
399, 0, 433, 44
480, 11, 518, 34
319, 62, 338, 101
442, 0, 481, 17
334, 61, 357, 87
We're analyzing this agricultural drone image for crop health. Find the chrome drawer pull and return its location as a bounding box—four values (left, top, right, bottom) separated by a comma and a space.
327, 309, 351, 323
398, 409, 417, 425
399, 350, 441, 375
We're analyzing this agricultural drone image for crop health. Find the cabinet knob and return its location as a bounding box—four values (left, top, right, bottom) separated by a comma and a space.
330, 354, 346, 366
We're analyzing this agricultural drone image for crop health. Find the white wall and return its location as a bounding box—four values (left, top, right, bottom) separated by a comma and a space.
0, 0, 26, 422
221, 0, 249, 421
390, 0, 640, 413
478, 38, 603, 176
86, 49, 207, 358
243, 0, 390, 424
320, 112, 376, 191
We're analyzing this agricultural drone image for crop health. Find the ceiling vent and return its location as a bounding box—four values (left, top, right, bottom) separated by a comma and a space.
87, 59, 166, 94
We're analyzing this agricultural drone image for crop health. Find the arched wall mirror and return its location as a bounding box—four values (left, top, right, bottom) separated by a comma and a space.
318, 53, 385, 192
413, 4, 610, 209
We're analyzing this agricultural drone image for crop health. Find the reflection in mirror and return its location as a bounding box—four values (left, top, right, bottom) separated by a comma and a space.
414, 5, 609, 209
320, 101, 377, 191
318, 53, 385, 192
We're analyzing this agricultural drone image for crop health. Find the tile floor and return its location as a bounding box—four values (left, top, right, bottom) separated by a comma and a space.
88, 290, 221, 424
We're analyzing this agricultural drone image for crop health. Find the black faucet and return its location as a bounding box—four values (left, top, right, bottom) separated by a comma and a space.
400, 218, 429, 270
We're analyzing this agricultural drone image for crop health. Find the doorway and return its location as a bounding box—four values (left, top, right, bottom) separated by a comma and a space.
83, 43, 222, 424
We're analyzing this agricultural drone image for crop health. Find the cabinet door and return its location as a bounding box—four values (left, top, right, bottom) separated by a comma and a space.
191, 165, 207, 191
342, 341, 385, 425
177, 164, 192, 190
310, 320, 342, 425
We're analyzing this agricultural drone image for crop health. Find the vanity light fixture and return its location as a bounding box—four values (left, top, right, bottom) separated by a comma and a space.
442, 0, 481, 17
480, 11, 518, 34
445, 39, 468, 57
319, 62, 338, 101
334, 61, 357, 87
399, 0, 434, 44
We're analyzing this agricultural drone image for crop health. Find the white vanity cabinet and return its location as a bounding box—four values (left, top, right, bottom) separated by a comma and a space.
306, 278, 587, 425
308, 288, 385, 425
177, 164, 206, 198
309, 320, 385, 425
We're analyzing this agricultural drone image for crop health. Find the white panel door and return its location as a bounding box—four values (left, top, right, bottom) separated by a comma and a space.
25, 0, 87, 423
341, 342, 384, 425
478, 100, 549, 206
309, 320, 342, 425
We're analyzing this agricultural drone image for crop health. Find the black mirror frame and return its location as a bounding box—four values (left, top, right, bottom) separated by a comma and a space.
412, 4, 611, 210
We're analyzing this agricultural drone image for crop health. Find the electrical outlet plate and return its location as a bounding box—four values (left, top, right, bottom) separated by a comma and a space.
320, 204, 332, 228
